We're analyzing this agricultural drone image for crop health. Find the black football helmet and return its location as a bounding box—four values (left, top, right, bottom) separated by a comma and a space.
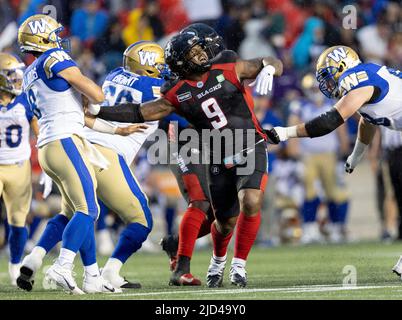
165, 23, 225, 78
180, 23, 225, 59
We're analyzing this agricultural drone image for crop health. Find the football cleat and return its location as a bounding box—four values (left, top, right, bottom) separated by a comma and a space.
160, 235, 179, 271
9, 262, 21, 286
392, 255, 402, 277
44, 262, 84, 295
169, 271, 202, 286
101, 268, 141, 289
82, 273, 122, 294
17, 252, 43, 291
206, 256, 226, 288
229, 264, 247, 288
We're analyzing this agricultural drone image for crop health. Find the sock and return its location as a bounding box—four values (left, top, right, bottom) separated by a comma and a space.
37, 214, 69, 253
165, 206, 175, 235
103, 257, 123, 275
111, 222, 150, 264
8, 226, 28, 264
62, 212, 93, 253
234, 212, 261, 260
328, 201, 349, 224
302, 198, 320, 223
232, 257, 246, 267
4, 219, 9, 245
28, 216, 42, 239
198, 218, 212, 238
84, 263, 100, 276
96, 200, 108, 231
213, 254, 227, 262
58, 248, 76, 266
178, 207, 206, 258
211, 222, 233, 258
30, 246, 47, 261
79, 224, 97, 267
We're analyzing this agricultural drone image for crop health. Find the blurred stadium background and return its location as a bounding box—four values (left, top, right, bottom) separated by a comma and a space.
0, 0, 402, 259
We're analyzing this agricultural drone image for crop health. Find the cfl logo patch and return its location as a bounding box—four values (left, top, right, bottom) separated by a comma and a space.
138, 50, 157, 66
28, 19, 52, 34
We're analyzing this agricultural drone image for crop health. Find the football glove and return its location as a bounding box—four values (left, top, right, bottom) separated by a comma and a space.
249, 65, 276, 95
344, 140, 368, 174
39, 172, 53, 199
264, 128, 280, 144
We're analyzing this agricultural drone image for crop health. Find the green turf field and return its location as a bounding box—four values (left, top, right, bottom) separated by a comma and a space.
1, 242, 402, 300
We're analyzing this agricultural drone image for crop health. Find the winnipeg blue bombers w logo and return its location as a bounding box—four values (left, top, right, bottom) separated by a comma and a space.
28, 19, 52, 34
328, 47, 347, 62
138, 50, 157, 66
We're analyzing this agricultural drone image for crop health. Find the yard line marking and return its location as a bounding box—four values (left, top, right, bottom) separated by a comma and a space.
111, 284, 401, 297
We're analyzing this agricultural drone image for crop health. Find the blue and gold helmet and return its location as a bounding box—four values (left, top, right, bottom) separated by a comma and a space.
123, 41, 169, 79
316, 45, 361, 98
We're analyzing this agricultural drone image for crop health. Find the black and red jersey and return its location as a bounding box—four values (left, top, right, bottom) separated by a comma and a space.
161, 50, 267, 145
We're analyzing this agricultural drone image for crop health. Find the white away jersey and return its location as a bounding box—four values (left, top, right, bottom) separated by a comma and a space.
0, 93, 33, 164
338, 63, 402, 130
84, 67, 163, 164
22, 48, 84, 147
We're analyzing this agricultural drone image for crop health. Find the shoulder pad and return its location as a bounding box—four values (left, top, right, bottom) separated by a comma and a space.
211, 50, 238, 65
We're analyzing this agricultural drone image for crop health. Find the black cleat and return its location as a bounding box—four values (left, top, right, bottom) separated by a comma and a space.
120, 278, 142, 289
17, 266, 35, 292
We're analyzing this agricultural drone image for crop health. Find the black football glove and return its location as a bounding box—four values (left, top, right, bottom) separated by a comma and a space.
264, 128, 280, 144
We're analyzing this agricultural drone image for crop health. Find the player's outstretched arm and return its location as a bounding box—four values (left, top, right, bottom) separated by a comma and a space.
58, 66, 105, 104
344, 116, 376, 174
84, 115, 149, 136
270, 86, 375, 144
88, 98, 175, 123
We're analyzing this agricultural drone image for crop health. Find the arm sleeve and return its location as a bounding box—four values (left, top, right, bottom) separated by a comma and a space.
98, 103, 144, 123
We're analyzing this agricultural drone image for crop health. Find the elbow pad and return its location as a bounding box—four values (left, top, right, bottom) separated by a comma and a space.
305, 108, 344, 138
98, 103, 144, 123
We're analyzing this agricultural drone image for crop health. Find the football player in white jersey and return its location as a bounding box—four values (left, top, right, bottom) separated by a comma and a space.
16, 14, 145, 294
18, 41, 166, 291
266, 45, 402, 278
0, 52, 40, 285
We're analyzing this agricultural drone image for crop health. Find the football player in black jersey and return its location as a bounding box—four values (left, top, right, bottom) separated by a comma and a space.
88, 29, 282, 288
160, 23, 226, 287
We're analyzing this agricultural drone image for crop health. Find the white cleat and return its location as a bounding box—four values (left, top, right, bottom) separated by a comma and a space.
300, 223, 323, 245
17, 252, 44, 291
101, 268, 141, 289
206, 256, 226, 288
229, 264, 247, 288
45, 262, 85, 295
392, 255, 402, 277
82, 273, 122, 294
9, 262, 21, 286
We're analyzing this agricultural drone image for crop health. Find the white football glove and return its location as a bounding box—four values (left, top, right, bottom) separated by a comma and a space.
344, 140, 368, 174
249, 65, 276, 95
273, 126, 298, 142
39, 172, 53, 199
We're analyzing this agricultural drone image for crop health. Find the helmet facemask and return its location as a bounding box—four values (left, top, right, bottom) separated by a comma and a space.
48, 26, 71, 52
316, 66, 340, 99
